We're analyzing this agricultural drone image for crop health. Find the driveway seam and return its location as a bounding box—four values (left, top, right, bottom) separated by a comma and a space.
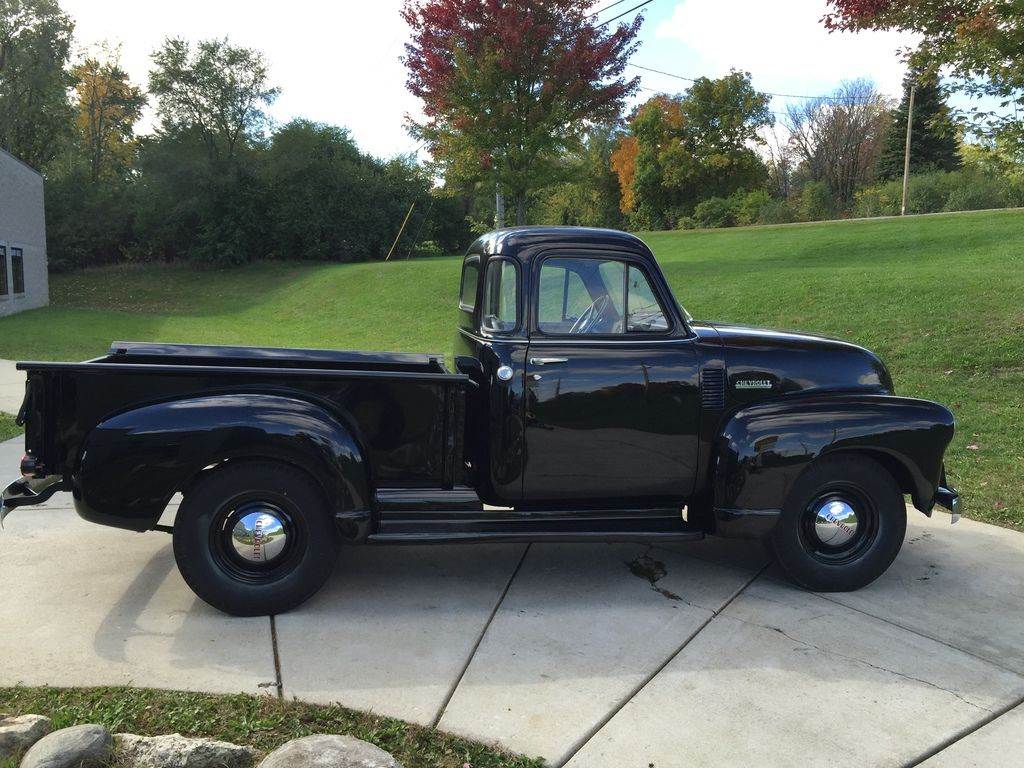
431, 543, 532, 728
903, 693, 1024, 767
269, 616, 283, 700
812, 592, 1024, 679
555, 560, 772, 768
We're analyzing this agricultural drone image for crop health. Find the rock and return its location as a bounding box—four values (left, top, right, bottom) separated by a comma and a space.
115, 733, 256, 768
258, 734, 402, 768
20, 724, 113, 768
0, 714, 52, 757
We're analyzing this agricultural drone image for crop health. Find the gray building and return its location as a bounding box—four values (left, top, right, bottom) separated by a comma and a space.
0, 148, 49, 317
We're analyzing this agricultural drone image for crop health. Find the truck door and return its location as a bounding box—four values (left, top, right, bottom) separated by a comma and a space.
523, 254, 700, 504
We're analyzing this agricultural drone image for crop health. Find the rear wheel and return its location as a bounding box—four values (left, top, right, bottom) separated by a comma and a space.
769, 454, 905, 592
173, 461, 340, 616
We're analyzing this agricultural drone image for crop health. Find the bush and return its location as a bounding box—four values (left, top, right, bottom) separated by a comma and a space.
759, 198, 797, 224
855, 169, 1015, 219
692, 197, 736, 228
731, 189, 772, 226
942, 174, 1009, 212
798, 181, 835, 222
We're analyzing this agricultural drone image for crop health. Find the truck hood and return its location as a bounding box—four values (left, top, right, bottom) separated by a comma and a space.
696, 322, 894, 398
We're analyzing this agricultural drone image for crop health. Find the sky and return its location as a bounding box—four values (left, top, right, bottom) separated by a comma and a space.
61, 0, 929, 159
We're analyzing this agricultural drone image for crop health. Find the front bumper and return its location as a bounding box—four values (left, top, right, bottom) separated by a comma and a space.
0, 475, 65, 527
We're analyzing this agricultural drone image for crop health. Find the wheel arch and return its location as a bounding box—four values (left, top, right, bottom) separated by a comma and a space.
73, 393, 372, 533
712, 393, 955, 538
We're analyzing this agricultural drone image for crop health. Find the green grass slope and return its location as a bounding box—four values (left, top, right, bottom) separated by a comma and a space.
0, 209, 1020, 528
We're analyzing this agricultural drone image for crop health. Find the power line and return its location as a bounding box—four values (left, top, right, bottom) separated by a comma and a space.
590, 0, 632, 16
628, 62, 882, 102
602, 0, 657, 25
634, 84, 792, 118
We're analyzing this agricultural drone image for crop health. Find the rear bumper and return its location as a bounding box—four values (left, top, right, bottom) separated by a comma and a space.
934, 485, 960, 523
1, 475, 65, 526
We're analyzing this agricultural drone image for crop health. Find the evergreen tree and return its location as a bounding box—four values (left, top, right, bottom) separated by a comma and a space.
877, 69, 961, 180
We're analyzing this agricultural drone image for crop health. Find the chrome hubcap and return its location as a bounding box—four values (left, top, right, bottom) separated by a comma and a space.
230, 506, 288, 564
812, 498, 859, 547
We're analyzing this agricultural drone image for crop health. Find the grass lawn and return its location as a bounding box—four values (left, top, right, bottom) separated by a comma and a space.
0, 413, 20, 443
0, 686, 541, 768
0, 209, 1020, 528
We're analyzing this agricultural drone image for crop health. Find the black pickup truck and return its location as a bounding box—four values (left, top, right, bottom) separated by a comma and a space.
2, 227, 959, 616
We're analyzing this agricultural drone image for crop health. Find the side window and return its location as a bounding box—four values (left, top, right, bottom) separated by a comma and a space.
481, 259, 518, 333
538, 257, 670, 335
626, 265, 669, 332
11, 248, 24, 295
459, 256, 479, 311
538, 258, 624, 335
0, 245, 7, 296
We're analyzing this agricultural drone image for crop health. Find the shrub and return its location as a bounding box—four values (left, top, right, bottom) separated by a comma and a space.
692, 197, 736, 228
731, 189, 773, 226
797, 181, 836, 222
759, 198, 798, 224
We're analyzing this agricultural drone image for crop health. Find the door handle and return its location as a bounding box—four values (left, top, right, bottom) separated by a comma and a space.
530, 357, 569, 366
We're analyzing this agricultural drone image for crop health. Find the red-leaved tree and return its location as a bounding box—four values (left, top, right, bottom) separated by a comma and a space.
402, 0, 642, 225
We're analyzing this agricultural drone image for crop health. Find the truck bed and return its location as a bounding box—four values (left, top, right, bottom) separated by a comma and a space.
18, 342, 471, 504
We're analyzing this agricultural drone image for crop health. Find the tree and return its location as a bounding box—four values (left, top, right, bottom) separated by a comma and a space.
262, 120, 434, 261
0, 0, 73, 168
876, 67, 961, 179
613, 71, 772, 229
535, 124, 625, 228
785, 79, 891, 207
72, 45, 146, 182
401, 0, 642, 225
824, 0, 1024, 155
149, 37, 279, 163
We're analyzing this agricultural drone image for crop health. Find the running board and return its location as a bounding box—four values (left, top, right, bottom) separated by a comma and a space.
369, 511, 703, 544
367, 529, 705, 544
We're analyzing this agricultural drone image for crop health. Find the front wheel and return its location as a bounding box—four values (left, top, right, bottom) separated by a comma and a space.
173, 461, 340, 616
769, 454, 906, 592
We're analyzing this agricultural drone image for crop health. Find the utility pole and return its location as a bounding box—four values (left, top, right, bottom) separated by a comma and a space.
901, 85, 917, 216
495, 185, 506, 228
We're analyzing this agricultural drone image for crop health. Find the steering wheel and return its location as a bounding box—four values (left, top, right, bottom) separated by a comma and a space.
569, 294, 611, 334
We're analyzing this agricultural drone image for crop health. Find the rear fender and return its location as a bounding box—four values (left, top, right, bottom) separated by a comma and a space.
74, 393, 370, 533
713, 394, 955, 538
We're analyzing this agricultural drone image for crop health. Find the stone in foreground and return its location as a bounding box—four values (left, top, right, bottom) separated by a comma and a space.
21, 724, 113, 768
116, 732, 257, 768
258, 735, 402, 768
0, 714, 52, 757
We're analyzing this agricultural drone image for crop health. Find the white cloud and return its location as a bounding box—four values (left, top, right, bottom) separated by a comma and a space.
61, 0, 423, 159
655, 0, 919, 98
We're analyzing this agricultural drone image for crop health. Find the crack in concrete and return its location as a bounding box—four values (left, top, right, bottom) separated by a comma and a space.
755, 620, 994, 714
556, 562, 772, 768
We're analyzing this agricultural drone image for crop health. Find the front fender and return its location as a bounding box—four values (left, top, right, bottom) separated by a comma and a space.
74, 393, 370, 532
713, 394, 955, 538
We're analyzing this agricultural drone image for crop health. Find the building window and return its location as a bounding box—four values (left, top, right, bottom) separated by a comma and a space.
0, 245, 7, 296
11, 247, 24, 294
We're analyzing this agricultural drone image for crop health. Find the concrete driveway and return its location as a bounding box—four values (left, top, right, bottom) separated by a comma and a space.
2, 438, 1023, 767
0, 359, 23, 415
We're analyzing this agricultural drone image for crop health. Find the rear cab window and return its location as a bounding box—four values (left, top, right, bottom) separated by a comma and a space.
459, 256, 480, 312
481, 258, 519, 333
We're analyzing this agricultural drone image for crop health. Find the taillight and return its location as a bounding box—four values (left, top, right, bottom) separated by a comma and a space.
20, 453, 40, 478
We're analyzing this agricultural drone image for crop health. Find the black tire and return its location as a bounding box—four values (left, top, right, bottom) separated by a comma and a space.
769, 454, 905, 592
173, 461, 340, 616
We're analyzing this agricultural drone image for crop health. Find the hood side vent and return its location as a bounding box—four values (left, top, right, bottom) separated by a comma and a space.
701, 367, 726, 409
